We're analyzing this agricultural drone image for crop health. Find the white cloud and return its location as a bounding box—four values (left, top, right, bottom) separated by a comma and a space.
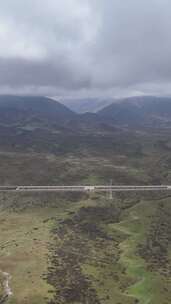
1, 0, 171, 97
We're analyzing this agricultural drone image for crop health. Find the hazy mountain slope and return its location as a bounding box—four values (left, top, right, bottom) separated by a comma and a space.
0, 95, 76, 126
98, 96, 171, 127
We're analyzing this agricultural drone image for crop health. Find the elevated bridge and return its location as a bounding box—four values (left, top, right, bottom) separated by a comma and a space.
0, 185, 171, 192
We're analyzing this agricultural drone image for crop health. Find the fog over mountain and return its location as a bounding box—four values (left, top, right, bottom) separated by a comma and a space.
57, 98, 115, 113
1, 0, 171, 98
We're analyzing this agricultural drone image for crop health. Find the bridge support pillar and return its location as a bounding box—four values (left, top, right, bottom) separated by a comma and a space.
109, 179, 113, 200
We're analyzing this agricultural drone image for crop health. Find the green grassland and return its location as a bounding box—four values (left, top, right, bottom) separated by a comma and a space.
0, 191, 171, 303
0, 206, 53, 303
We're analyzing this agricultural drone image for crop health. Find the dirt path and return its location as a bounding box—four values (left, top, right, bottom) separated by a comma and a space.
0, 271, 12, 303
2, 272, 12, 297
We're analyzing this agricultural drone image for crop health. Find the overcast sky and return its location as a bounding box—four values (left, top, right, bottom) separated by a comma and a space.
1, 0, 171, 98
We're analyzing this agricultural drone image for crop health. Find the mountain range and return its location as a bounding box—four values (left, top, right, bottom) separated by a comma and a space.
1, 95, 171, 130
0, 95, 171, 129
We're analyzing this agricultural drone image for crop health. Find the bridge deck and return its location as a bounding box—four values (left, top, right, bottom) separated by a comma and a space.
0, 185, 170, 192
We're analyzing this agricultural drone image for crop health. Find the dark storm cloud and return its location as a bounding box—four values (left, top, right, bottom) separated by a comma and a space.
1, 0, 171, 97
0, 57, 91, 89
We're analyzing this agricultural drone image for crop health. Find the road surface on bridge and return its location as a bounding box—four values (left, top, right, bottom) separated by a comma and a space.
0, 185, 171, 192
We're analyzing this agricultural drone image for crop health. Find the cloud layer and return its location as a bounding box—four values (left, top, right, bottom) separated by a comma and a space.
1, 0, 171, 97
